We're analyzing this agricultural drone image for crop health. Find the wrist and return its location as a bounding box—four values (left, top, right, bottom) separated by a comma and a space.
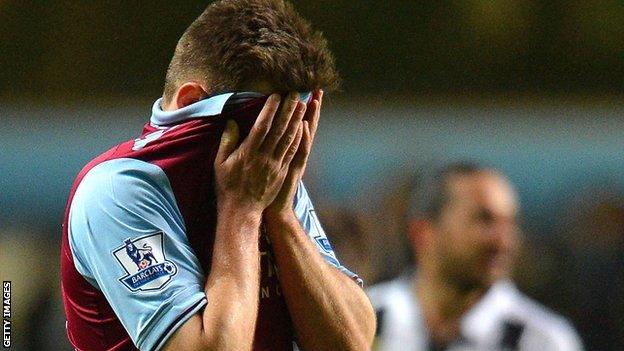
217, 198, 263, 226
264, 208, 298, 231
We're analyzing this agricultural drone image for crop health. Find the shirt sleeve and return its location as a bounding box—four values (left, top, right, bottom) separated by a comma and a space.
68, 158, 207, 351
293, 181, 363, 287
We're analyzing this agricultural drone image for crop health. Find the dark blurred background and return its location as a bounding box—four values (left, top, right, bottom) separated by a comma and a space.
1, 1, 623, 350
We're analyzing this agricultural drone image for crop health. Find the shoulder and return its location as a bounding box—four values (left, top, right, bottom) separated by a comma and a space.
69, 158, 181, 241
73, 158, 172, 208
67, 157, 188, 274
493, 282, 583, 350
367, 274, 426, 348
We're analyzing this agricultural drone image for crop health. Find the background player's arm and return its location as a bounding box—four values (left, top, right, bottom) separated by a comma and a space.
264, 91, 376, 350
164, 93, 307, 351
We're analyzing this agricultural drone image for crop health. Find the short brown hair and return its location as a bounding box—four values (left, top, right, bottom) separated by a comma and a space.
409, 162, 489, 220
162, 0, 339, 102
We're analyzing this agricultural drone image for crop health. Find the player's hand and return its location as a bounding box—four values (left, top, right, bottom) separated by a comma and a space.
265, 90, 322, 220
214, 92, 307, 216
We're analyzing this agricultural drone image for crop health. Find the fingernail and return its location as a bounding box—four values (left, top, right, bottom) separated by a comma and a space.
296, 101, 306, 113
288, 91, 299, 101
269, 94, 280, 103
225, 119, 237, 131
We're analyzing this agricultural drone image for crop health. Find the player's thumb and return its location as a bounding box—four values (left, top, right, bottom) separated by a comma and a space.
216, 119, 239, 163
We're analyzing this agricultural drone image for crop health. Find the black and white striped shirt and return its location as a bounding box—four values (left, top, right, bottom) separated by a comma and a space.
367, 273, 583, 351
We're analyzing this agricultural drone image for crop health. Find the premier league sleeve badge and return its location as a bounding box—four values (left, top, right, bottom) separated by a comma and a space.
113, 232, 178, 292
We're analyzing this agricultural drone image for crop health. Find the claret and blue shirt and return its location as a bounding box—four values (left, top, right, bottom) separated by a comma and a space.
60, 93, 360, 351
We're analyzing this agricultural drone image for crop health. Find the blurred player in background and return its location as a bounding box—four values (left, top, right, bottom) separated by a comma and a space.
367, 162, 582, 351
60, 1, 375, 350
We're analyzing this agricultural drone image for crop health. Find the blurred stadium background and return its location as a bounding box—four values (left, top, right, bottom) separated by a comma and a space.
1, 1, 623, 350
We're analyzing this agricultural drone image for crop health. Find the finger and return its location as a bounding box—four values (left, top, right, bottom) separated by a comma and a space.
302, 90, 318, 128
274, 100, 306, 162
308, 90, 322, 142
261, 92, 300, 153
308, 99, 320, 143
279, 160, 302, 204
281, 121, 304, 168
215, 119, 239, 165
277, 123, 309, 202
242, 94, 281, 151
291, 120, 312, 171
312, 89, 323, 107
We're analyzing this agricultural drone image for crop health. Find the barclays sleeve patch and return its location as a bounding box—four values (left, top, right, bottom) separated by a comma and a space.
113, 232, 178, 292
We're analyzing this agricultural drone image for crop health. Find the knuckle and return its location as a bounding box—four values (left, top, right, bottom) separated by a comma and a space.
254, 147, 269, 159
254, 117, 271, 129
254, 122, 269, 134
284, 135, 294, 147
264, 105, 279, 117
267, 159, 281, 171
258, 152, 271, 163
256, 154, 274, 169
289, 144, 298, 155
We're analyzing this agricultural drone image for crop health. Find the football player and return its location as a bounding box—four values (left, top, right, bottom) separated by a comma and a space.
368, 162, 582, 351
60, 1, 375, 350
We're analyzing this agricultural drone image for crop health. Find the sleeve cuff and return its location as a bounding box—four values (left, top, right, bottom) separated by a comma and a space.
321, 252, 364, 288
137, 285, 207, 351
337, 266, 364, 288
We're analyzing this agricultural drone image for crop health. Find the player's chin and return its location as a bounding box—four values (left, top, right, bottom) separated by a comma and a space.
468, 259, 509, 289
483, 261, 512, 285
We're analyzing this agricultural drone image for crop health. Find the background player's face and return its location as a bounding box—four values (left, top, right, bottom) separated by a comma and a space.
431, 171, 520, 290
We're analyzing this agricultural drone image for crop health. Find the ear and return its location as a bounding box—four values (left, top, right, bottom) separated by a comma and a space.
173, 82, 208, 109
407, 217, 433, 256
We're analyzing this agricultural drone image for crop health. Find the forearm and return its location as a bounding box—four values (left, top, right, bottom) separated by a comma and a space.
201, 206, 261, 349
163, 207, 261, 351
165, 92, 304, 351
171, 206, 261, 351
265, 213, 376, 351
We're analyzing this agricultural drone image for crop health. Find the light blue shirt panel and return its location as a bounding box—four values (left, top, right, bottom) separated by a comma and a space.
68, 158, 207, 351
150, 91, 312, 127
150, 93, 234, 126
293, 182, 363, 286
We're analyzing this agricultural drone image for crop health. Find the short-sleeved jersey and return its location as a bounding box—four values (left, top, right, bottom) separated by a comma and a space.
367, 273, 583, 351
60, 92, 360, 351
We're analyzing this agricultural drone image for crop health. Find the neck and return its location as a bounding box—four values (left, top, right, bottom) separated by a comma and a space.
160, 98, 176, 111
414, 267, 487, 346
